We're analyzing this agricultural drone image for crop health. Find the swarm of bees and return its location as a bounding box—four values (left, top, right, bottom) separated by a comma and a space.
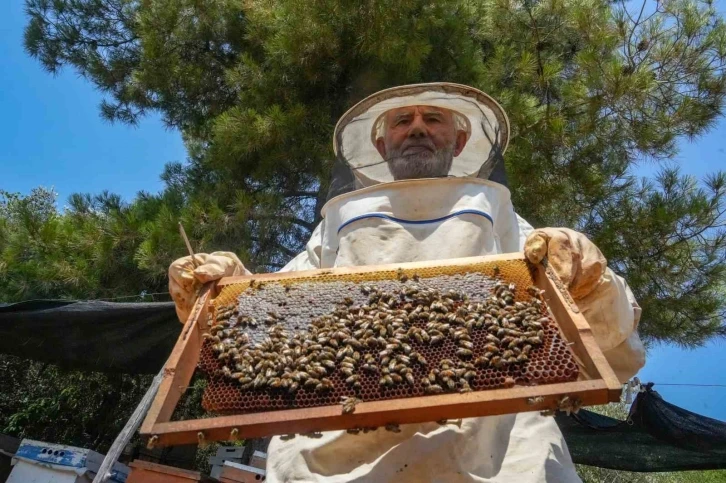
206, 275, 552, 421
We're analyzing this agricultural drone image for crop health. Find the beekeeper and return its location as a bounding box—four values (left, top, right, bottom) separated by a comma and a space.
169, 83, 645, 482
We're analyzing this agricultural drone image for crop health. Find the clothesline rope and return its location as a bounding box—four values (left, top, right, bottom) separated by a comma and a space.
652, 383, 726, 388
95, 292, 171, 301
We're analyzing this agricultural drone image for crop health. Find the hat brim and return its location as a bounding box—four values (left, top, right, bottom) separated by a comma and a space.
333, 83, 510, 185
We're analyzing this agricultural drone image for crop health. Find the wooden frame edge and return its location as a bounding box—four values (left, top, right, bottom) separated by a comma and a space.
146, 380, 609, 446
140, 285, 212, 435
216, 253, 529, 287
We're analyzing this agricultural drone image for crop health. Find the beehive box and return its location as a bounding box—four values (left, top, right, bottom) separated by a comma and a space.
140, 254, 621, 447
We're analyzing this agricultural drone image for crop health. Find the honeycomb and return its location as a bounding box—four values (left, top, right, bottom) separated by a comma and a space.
198, 258, 579, 413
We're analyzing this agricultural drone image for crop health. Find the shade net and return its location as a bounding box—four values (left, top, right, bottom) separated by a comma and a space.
557, 384, 726, 472
0, 299, 179, 374
0, 300, 724, 471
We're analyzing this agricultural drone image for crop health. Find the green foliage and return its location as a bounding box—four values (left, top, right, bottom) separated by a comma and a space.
3, 0, 725, 471
20, 0, 726, 341
0, 354, 152, 451
0, 187, 174, 301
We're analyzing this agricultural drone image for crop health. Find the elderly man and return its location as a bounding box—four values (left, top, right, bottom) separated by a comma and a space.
170, 83, 644, 482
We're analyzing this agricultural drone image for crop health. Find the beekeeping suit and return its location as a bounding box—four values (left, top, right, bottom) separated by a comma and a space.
169, 83, 645, 482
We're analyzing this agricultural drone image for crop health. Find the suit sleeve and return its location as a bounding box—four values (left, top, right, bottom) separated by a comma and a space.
514, 214, 645, 383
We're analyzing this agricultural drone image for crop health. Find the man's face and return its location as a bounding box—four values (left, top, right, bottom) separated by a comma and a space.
375, 105, 467, 180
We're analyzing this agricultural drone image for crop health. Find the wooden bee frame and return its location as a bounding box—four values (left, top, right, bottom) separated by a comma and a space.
139, 253, 621, 447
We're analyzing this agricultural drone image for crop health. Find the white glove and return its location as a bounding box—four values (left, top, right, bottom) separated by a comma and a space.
524, 228, 645, 382
168, 252, 249, 323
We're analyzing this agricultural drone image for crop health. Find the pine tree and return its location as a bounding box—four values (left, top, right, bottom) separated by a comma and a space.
22, 0, 726, 344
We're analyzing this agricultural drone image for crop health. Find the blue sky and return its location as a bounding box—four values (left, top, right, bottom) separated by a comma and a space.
0, 1, 186, 206
1, 2, 725, 420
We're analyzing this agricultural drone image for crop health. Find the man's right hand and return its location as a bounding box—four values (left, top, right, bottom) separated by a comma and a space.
168, 252, 249, 323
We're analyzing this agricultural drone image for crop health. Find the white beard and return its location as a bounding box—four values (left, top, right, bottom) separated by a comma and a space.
386, 144, 455, 180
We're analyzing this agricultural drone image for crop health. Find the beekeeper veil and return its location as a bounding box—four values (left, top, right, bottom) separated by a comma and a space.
328, 83, 510, 200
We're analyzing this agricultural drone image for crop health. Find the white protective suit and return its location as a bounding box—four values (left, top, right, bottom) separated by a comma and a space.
165, 83, 646, 482
260, 84, 644, 482
261, 84, 645, 482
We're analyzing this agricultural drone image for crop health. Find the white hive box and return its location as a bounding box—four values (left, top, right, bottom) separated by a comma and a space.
8, 439, 129, 483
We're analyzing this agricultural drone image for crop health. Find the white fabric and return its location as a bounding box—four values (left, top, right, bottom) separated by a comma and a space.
320, 178, 519, 267
273, 179, 644, 482
333, 83, 510, 186
267, 413, 579, 483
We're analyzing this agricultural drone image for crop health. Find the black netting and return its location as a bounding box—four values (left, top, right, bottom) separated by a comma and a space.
557, 385, 726, 472
0, 299, 179, 374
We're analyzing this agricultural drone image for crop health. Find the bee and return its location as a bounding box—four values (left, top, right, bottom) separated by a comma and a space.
397, 269, 409, 283
304, 378, 320, 389
316, 378, 333, 392
508, 338, 522, 349
459, 381, 473, 393
385, 423, 401, 433
474, 356, 489, 367
430, 335, 444, 345
456, 348, 473, 358
361, 363, 377, 373
253, 374, 267, 388
380, 375, 394, 387
425, 384, 444, 394
459, 340, 474, 350
411, 352, 426, 365
346, 375, 360, 385
527, 336, 542, 345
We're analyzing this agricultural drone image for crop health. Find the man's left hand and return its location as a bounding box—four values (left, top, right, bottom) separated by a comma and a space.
523, 227, 606, 301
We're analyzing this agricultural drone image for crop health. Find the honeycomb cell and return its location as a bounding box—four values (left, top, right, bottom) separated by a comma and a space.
198, 259, 579, 414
